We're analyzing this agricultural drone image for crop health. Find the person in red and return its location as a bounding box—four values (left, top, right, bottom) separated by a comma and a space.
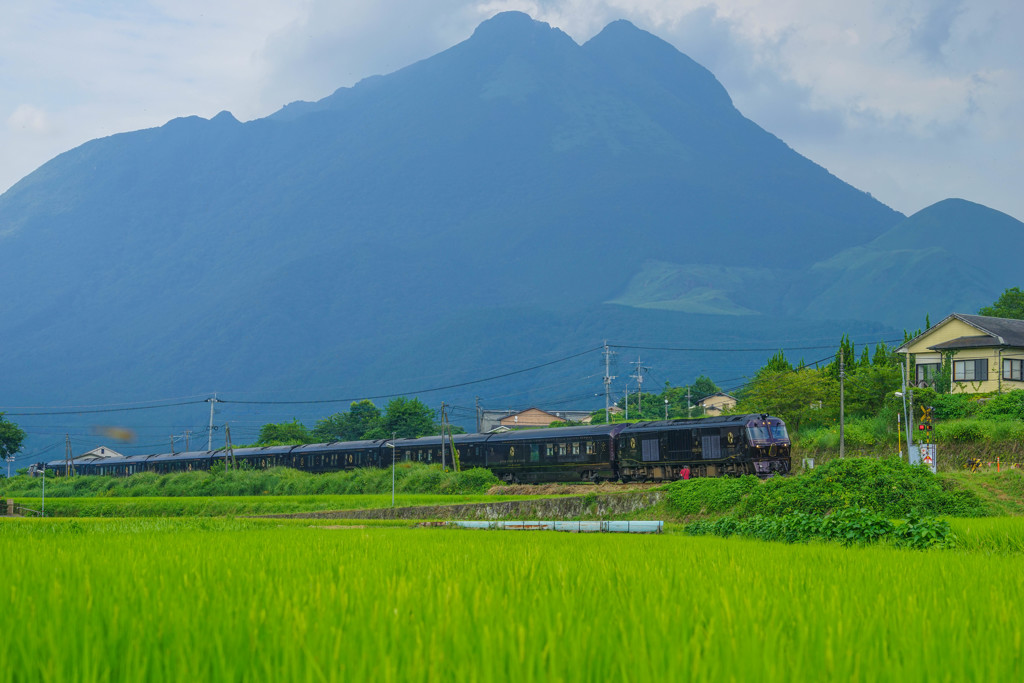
680, 465, 691, 480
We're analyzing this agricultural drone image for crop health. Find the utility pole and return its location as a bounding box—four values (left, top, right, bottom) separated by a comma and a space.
624, 387, 629, 420
475, 396, 482, 433
391, 432, 397, 508
439, 402, 447, 471
65, 434, 74, 476
206, 394, 218, 450
631, 357, 649, 418
603, 342, 616, 423
5, 455, 14, 479
185, 430, 191, 451
225, 424, 235, 471
687, 387, 692, 419
839, 352, 846, 458
170, 436, 175, 456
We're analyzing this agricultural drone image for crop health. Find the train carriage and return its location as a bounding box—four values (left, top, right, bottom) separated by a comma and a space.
388, 433, 491, 469
480, 424, 627, 483
617, 414, 790, 480
290, 440, 388, 472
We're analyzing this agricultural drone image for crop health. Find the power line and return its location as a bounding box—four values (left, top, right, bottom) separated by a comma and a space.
608, 339, 901, 353
3, 399, 209, 417
222, 346, 604, 406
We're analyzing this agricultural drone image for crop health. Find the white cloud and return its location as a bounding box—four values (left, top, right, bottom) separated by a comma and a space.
7, 105, 56, 135
0, 0, 1021, 220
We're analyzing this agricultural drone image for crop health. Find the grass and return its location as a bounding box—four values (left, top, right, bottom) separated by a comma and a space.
7, 493, 560, 518
2, 519, 1023, 681
0, 463, 501, 498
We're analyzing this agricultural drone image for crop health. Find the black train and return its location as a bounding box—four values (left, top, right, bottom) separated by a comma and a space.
42, 414, 790, 482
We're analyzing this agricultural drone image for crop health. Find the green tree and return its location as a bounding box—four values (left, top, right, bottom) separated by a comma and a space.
364, 397, 438, 439
979, 287, 1024, 320
311, 400, 382, 441
0, 414, 26, 460
256, 419, 312, 446
737, 367, 838, 432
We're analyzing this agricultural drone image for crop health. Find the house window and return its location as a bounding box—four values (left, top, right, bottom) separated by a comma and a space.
916, 363, 941, 383
953, 359, 988, 382
1004, 359, 1023, 381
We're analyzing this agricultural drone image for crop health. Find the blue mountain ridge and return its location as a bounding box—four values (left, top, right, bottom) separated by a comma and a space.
0, 12, 1014, 457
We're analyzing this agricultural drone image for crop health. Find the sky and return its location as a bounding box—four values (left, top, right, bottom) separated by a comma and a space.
2, 0, 1022, 220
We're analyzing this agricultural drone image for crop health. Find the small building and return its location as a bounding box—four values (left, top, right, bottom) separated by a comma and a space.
75, 446, 126, 463
696, 393, 737, 416
480, 407, 596, 431
896, 313, 1024, 393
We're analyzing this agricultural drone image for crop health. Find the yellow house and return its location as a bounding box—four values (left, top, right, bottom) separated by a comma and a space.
696, 393, 738, 416
896, 313, 1024, 394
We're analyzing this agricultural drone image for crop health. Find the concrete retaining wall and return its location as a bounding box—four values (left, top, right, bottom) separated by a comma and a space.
261, 491, 665, 521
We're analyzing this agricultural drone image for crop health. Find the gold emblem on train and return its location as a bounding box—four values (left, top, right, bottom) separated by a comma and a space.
727, 432, 735, 445
630, 438, 636, 450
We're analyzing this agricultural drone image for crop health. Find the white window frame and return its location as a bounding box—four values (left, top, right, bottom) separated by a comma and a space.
1004, 358, 1023, 382
953, 359, 988, 382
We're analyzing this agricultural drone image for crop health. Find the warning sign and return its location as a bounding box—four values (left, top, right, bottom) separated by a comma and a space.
920, 444, 937, 473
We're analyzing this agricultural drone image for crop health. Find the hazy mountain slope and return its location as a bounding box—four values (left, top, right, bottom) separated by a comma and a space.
801, 199, 1023, 326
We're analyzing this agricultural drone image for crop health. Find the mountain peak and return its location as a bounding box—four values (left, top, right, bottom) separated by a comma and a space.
469, 11, 577, 49
584, 18, 732, 109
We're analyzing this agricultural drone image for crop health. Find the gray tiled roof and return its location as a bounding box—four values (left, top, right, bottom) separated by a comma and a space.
928, 335, 1005, 350
954, 314, 1024, 347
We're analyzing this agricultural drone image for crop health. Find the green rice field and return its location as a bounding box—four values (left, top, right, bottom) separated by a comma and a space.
7, 493, 557, 517
2, 518, 1023, 681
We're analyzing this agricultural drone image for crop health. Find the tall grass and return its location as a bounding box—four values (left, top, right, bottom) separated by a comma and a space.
1, 519, 1022, 681
0, 463, 499, 498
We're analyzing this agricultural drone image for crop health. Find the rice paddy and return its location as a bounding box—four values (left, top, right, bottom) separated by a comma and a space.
2, 518, 1023, 681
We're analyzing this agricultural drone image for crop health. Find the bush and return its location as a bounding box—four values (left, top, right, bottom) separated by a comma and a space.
685, 507, 952, 550
663, 476, 761, 516
976, 390, 1024, 421
739, 457, 987, 518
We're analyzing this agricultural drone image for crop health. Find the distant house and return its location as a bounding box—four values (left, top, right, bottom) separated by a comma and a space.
696, 393, 737, 416
480, 407, 596, 431
896, 313, 1024, 393
75, 446, 126, 462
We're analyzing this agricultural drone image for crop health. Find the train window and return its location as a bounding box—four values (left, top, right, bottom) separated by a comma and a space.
546, 444, 554, 457
530, 444, 539, 462
572, 442, 580, 456
585, 441, 595, 455
641, 439, 660, 462
558, 443, 567, 457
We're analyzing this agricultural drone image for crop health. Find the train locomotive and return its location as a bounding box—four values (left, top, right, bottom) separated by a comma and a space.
41, 414, 790, 482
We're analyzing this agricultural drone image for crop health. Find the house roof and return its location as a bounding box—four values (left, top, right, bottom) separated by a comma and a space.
696, 392, 737, 405
898, 313, 1024, 352
928, 335, 1003, 350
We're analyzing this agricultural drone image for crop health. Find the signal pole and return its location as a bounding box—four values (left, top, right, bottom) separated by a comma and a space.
839, 353, 846, 458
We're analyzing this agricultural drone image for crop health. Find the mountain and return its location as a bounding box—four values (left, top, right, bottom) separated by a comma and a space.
799, 199, 1024, 326
0, 12, 1008, 456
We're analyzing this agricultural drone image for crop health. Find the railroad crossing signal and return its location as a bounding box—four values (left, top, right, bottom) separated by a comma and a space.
918, 406, 934, 443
